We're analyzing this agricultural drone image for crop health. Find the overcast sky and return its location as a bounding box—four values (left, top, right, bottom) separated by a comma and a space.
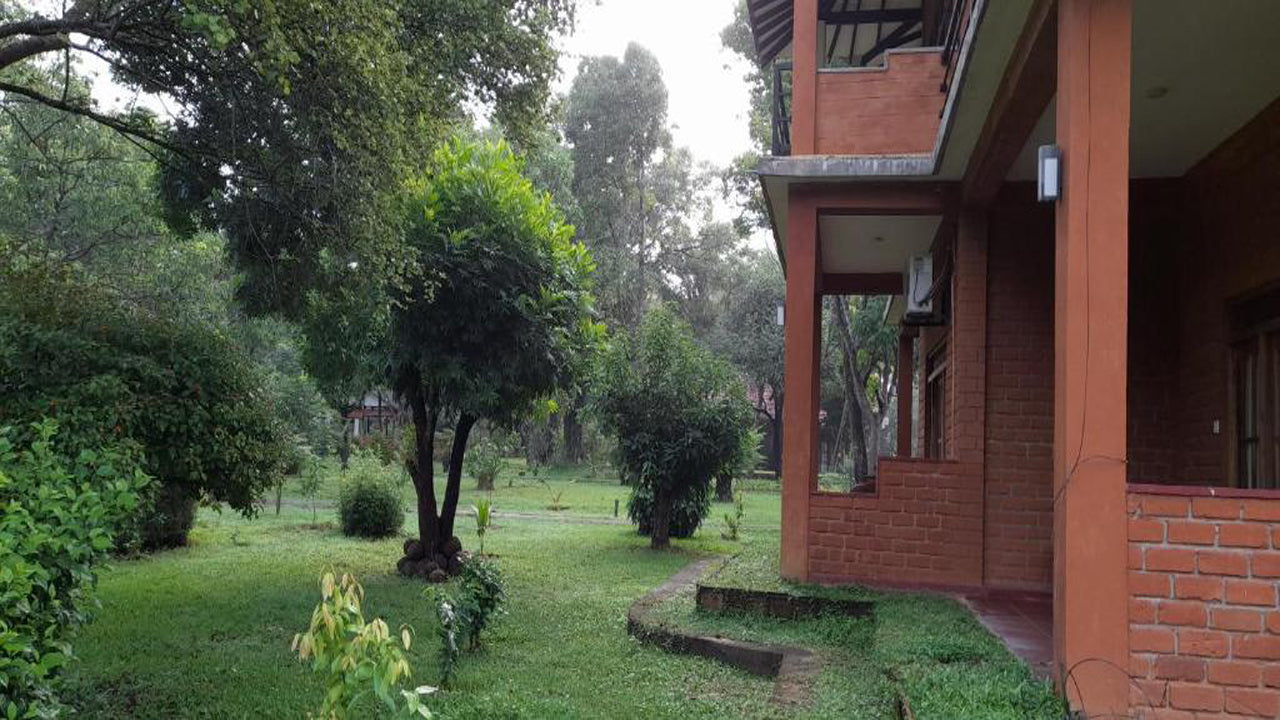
555, 0, 756, 169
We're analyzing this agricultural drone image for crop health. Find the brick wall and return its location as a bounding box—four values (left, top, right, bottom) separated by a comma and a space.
1128, 487, 1280, 718
983, 190, 1055, 592
814, 51, 946, 156
808, 457, 983, 587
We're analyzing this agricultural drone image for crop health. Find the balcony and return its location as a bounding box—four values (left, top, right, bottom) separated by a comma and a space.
765, 0, 978, 158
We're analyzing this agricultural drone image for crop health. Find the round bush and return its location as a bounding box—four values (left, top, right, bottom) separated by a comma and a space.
338, 460, 405, 538
628, 481, 711, 539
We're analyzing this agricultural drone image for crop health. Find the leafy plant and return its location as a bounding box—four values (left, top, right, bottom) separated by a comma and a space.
722, 490, 746, 541
592, 306, 754, 548
542, 479, 571, 511
338, 456, 405, 539
0, 266, 290, 549
426, 556, 506, 687
627, 482, 710, 539
300, 454, 325, 523
472, 496, 494, 556
292, 572, 436, 719
466, 439, 503, 491
0, 421, 150, 718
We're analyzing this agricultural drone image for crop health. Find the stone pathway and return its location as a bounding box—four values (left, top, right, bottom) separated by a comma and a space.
626, 558, 821, 708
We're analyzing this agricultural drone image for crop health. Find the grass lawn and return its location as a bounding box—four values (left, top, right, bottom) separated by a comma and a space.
63, 465, 1058, 719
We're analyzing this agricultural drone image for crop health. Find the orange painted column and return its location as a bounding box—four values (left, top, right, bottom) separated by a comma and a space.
1052, 0, 1131, 715
896, 331, 915, 457
780, 190, 820, 581
791, 0, 817, 155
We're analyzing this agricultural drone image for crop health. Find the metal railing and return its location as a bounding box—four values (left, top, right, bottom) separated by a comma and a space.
938, 0, 977, 94
771, 61, 793, 156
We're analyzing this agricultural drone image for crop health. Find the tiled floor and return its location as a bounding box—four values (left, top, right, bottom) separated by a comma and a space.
959, 591, 1055, 680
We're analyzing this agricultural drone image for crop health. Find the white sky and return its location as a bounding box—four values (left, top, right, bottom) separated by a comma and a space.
555, 0, 756, 169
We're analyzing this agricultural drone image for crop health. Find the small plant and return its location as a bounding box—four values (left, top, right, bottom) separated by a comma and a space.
426, 556, 506, 686
338, 456, 405, 538
721, 490, 745, 541
466, 439, 503, 490
299, 454, 324, 523
542, 479, 571, 511
293, 572, 436, 718
473, 495, 494, 555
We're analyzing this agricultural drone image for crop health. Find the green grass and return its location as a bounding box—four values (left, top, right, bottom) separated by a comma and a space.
63, 465, 1058, 719
286, 456, 782, 529
653, 535, 1066, 720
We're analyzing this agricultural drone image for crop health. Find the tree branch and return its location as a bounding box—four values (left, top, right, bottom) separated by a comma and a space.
0, 80, 184, 156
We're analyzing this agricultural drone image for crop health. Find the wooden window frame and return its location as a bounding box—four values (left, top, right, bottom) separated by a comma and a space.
924, 343, 948, 460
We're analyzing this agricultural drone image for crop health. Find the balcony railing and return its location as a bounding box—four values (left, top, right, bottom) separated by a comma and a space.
938, 0, 978, 94
771, 61, 793, 156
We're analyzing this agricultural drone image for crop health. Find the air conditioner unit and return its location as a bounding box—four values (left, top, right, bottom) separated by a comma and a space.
902, 255, 940, 325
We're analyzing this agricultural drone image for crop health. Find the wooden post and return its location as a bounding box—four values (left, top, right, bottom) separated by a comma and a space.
1053, 0, 1131, 714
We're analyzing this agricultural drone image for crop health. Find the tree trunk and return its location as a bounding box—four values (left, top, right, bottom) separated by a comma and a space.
477, 474, 494, 492
650, 486, 673, 549
439, 413, 476, 544
408, 382, 440, 556
562, 400, 584, 464
715, 473, 733, 503
831, 298, 870, 483
338, 422, 352, 470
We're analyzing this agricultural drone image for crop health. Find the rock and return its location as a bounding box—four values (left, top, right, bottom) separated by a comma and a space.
442, 536, 463, 556
446, 553, 463, 575
413, 559, 435, 578
428, 568, 448, 584
433, 553, 448, 570
403, 539, 425, 561
396, 556, 414, 577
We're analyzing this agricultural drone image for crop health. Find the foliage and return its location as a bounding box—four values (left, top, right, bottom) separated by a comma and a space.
722, 491, 746, 541
369, 136, 598, 558
0, 421, 149, 719
292, 572, 436, 719
427, 556, 506, 687
466, 439, 503, 491
472, 496, 494, 556
592, 306, 754, 548
0, 266, 289, 547
627, 482, 710, 539
337, 458, 405, 539
300, 454, 325, 523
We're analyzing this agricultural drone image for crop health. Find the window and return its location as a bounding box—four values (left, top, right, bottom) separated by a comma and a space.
1230, 288, 1280, 489
924, 344, 948, 459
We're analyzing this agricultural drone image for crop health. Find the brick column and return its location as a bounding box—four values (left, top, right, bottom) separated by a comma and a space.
790, 0, 817, 155
897, 330, 915, 457
951, 210, 989, 464
1053, 0, 1131, 714
781, 191, 820, 581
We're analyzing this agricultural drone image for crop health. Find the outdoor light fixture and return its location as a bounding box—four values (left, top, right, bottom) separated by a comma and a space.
1038, 144, 1061, 203
776, 304, 785, 326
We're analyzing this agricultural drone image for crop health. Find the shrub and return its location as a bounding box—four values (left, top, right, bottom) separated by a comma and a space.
292, 572, 436, 719
466, 439, 503, 491
299, 454, 325, 523
722, 490, 745, 541
0, 421, 150, 718
592, 306, 754, 548
427, 556, 506, 687
627, 482, 710, 539
338, 457, 405, 538
0, 267, 289, 549
472, 496, 494, 555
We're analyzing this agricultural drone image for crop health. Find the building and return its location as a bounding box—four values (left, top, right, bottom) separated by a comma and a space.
343, 391, 407, 439
748, 0, 1280, 716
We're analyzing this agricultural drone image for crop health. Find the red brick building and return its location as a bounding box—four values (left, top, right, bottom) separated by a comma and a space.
748, 0, 1280, 716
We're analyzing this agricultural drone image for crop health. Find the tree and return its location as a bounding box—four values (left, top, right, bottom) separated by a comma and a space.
719, 0, 773, 233
1, 0, 576, 343
716, 252, 786, 473
593, 306, 753, 549
0, 265, 290, 547
327, 137, 598, 566
565, 43, 673, 329
827, 295, 898, 481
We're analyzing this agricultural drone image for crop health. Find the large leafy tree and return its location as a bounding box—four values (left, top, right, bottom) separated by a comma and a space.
719, 0, 772, 233
827, 295, 898, 481
715, 252, 785, 473
0, 0, 575, 328
312, 138, 599, 563
594, 306, 753, 549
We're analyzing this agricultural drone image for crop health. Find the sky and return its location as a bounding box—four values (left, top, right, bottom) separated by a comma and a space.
554, 0, 756, 169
